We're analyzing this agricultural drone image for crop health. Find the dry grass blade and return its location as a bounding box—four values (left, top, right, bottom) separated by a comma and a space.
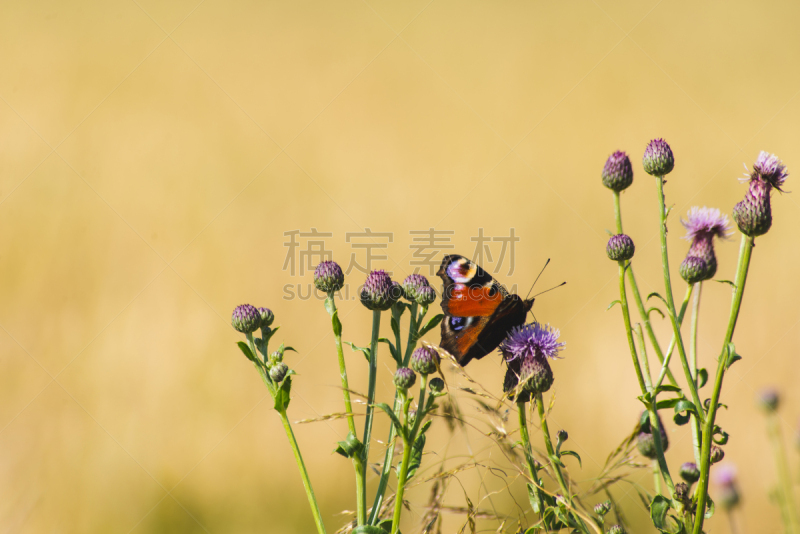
295, 412, 360, 424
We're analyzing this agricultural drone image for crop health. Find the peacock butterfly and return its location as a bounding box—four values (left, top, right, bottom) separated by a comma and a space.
437, 254, 534, 366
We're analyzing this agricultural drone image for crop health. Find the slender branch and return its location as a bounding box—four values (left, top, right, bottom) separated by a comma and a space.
689, 283, 703, 465
360, 310, 382, 522
518, 400, 546, 522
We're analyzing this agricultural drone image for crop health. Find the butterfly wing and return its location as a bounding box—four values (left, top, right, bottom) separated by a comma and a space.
437, 254, 532, 366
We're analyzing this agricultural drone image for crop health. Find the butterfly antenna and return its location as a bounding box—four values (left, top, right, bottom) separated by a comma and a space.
532, 281, 567, 299
525, 258, 550, 300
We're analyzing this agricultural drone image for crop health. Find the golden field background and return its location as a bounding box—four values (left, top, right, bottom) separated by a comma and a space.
1, 0, 799, 532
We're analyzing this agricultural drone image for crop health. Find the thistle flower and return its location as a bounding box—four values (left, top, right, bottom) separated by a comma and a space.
758, 387, 780, 413
710, 445, 725, 464
680, 462, 700, 484
608, 525, 626, 534
679, 206, 731, 283
402, 274, 436, 306
606, 234, 635, 261
636, 412, 669, 459
714, 464, 740, 510
594, 501, 611, 517
360, 270, 399, 311
429, 377, 445, 393
269, 362, 289, 383
394, 367, 416, 391
733, 151, 789, 236
602, 151, 634, 192
643, 138, 674, 176
673, 482, 691, 504
257, 307, 274, 328
410, 346, 439, 376
415, 285, 437, 306
314, 261, 344, 293
500, 323, 564, 398
232, 304, 261, 334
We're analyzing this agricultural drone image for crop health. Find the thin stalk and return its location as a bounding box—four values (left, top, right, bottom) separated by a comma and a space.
654, 286, 694, 390
535, 393, 590, 534
613, 191, 681, 388
361, 310, 382, 522
767, 411, 800, 533
617, 262, 676, 498
693, 235, 754, 534
278, 409, 327, 534
653, 461, 662, 496
324, 295, 365, 525
391, 375, 428, 534
654, 177, 705, 423
369, 303, 422, 524
689, 283, 703, 465
518, 400, 546, 521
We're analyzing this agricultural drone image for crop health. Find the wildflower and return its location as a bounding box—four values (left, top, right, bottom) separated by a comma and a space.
415, 285, 437, 306
714, 464, 740, 510
680, 462, 700, 484
643, 138, 675, 176
360, 270, 399, 311
402, 274, 436, 306
733, 151, 789, 236
232, 304, 261, 334
429, 377, 445, 394
411, 346, 439, 376
314, 261, 345, 293
257, 307, 274, 328
500, 323, 564, 398
594, 501, 611, 517
710, 445, 725, 464
674, 482, 691, 504
608, 525, 626, 534
679, 207, 731, 283
606, 234, 635, 261
268, 350, 283, 366
602, 151, 634, 192
269, 362, 289, 383
393, 367, 416, 391
636, 412, 669, 459
758, 387, 780, 413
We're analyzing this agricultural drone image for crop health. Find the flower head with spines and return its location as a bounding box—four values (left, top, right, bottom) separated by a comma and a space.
734, 151, 789, 236
679, 207, 731, 283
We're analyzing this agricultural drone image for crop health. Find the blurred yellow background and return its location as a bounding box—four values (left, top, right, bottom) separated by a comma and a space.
1, 0, 799, 532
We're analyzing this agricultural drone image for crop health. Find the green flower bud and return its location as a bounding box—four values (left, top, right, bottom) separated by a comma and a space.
606, 234, 635, 261
257, 307, 274, 328
679, 462, 700, 484
269, 362, 289, 383
393, 367, 416, 391
607, 525, 626, 534
602, 151, 634, 192
594, 501, 611, 517
314, 261, 345, 293
679, 256, 710, 285
232, 304, 261, 334
429, 377, 445, 394
643, 138, 674, 176
637, 412, 669, 459
411, 346, 439, 376
710, 445, 725, 464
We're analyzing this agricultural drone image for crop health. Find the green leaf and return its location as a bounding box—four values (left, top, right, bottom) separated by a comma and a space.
704, 496, 716, 519
527, 483, 542, 514
376, 519, 394, 533
725, 342, 742, 369
378, 338, 400, 365
715, 279, 736, 289
374, 403, 406, 438
646, 292, 668, 306
560, 450, 582, 467
417, 314, 444, 338
345, 341, 371, 362
655, 398, 681, 410
331, 309, 342, 337
673, 399, 696, 426
391, 316, 402, 347
405, 433, 426, 479
237, 341, 256, 362
333, 431, 363, 459
696, 368, 708, 388
274, 375, 293, 411
712, 426, 729, 445
650, 495, 671, 532
606, 300, 621, 311
647, 306, 665, 319
263, 326, 279, 347
353, 526, 389, 534
657, 384, 683, 394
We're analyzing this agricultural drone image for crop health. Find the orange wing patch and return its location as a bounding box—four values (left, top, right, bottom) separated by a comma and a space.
446, 285, 503, 317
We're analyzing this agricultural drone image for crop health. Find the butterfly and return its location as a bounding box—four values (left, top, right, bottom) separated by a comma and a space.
436, 254, 534, 367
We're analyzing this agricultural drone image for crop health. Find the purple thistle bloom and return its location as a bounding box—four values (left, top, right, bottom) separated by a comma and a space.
231, 304, 261, 334
314, 260, 345, 293
643, 138, 675, 176
393, 367, 416, 390
734, 151, 789, 236
500, 323, 565, 362
607, 234, 635, 261
679, 207, 731, 282
753, 150, 789, 191
602, 150, 634, 192
713, 463, 740, 510
681, 207, 731, 242
360, 270, 399, 311
411, 345, 439, 376
714, 464, 737, 486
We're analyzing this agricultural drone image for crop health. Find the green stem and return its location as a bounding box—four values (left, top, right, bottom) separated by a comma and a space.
518, 401, 546, 522
693, 235, 754, 534
323, 295, 365, 525
614, 190, 681, 388
768, 411, 800, 533
369, 303, 421, 524
361, 310, 382, 522
279, 409, 327, 534
391, 375, 428, 534
689, 283, 703, 465
535, 393, 590, 534
654, 177, 705, 423
654, 286, 694, 390
653, 461, 662, 496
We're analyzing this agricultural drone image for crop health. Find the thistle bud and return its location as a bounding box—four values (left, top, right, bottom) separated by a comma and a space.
594, 501, 611, 517
643, 138, 674, 176
710, 445, 725, 464
673, 482, 690, 504
268, 350, 283, 366
602, 151, 634, 192
360, 270, 399, 311
637, 412, 669, 459
679, 256, 709, 285
606, 234, 635, 261
520, 356, 554, 395
556, 430, 569, 443
269, 362, 289, 383
607, 525, 626, 534
758, 388, 780, 413
314, 261, 345, 293
416, 285, 437, 307
394, 367, 416, 391
679, 462, 700, 484
429, 377, 445, 394
402, 274, 435, 306
411, 346, 439, 376
257, 307, 274, 328
733, 152, 788, 237
232, 304, 261, 334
